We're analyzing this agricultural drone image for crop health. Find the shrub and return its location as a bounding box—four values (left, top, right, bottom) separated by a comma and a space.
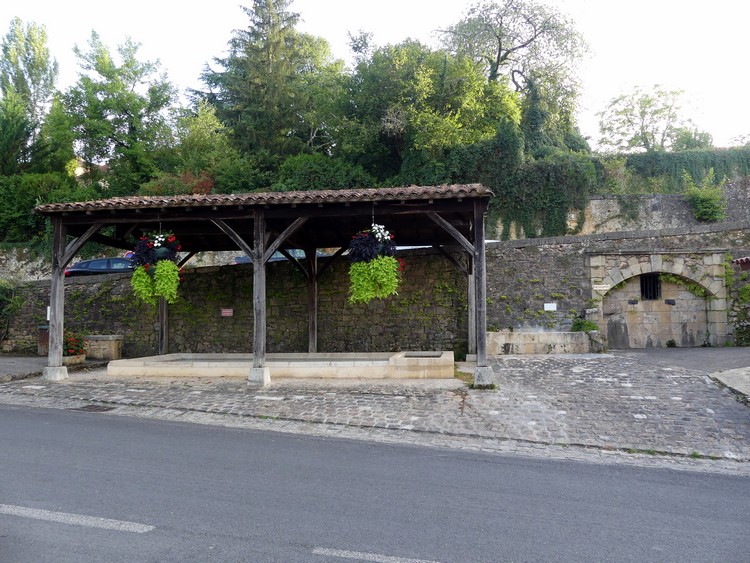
682, 168, 727, 222
571, 318, 599, 332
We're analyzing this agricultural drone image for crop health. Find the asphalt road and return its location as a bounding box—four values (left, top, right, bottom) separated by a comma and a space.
1, 404, 748, 563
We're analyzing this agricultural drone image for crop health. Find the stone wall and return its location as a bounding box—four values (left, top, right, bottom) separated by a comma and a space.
3, 248, 468, 357
3, 221, 750, 355
484, 221, 750, 346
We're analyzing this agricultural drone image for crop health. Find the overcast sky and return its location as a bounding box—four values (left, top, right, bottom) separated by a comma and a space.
2, 0, 748, 148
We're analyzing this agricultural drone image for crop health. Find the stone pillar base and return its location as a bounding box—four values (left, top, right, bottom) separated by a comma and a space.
43, 366, 68, 381
473, 366, 494, 387
249, 367, 271, 386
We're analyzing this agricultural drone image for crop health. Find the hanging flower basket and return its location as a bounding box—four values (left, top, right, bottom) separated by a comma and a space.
348, 223, 403, 304
131, 232, 182, 305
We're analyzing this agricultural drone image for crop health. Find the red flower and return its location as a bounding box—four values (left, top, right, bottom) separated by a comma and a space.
167, 235, 176, 243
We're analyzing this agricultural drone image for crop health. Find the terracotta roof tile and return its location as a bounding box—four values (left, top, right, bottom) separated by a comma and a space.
35, 184, 491, 214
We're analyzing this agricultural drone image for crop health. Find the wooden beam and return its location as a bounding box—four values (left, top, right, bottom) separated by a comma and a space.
433, 245, 469, 276
427, 212, 475, 255
315, 246, 347, 281
211, 218, 254, 258
62, 223, 104, 267
263, 217, 308, 263
278, 248, 309, 278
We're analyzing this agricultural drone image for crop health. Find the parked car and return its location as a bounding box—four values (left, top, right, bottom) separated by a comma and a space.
64, 257, 135, 277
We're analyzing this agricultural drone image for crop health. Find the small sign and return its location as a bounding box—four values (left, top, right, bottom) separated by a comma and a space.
593, 284, 611, 292
220, 308, 234, 317
544, 302, 557, 312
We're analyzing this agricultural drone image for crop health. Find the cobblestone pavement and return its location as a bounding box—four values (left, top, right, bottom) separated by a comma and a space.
1, 353, 749, 475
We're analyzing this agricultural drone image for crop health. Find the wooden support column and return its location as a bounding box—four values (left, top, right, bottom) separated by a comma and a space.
306, 248, 318, 353
158, 298, 168, 355
44, 217, 68, 381
251, 211, 270, 384
468, 264, 476, 357
473, 200, 493, 386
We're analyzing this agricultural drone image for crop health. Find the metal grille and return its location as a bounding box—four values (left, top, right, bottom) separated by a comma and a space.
640, 273, 661, 300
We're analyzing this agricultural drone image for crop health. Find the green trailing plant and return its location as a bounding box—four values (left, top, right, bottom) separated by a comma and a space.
348, 223, 402, 304
131, 265, 157, 306
659, 273, 709, 298
153, 260, 180, 304
349, 256, 401, 304
131, 231, 182, 305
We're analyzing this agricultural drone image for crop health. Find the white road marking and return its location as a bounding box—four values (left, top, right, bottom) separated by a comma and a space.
0, 504, 154, 533
312, 547, 441, 563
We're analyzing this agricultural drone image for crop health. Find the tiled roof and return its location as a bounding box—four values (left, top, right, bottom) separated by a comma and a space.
35, 184, 491, 214
732, 256, 750, 267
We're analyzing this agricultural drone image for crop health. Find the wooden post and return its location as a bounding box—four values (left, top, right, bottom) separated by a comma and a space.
306, 248, 318, 353
468, 267, 476, 357
473, 201, 488, 368
44, 217, 68, 381
158, 297, 168, 355
252, 211, 266, 370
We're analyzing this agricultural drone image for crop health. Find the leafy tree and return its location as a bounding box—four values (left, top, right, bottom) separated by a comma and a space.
63, 32, 175, 193
440, 0, 585, 86
670, 126, 713, 151
0, 89, 35, 174
340, 39, 520, 181
0, 17, 58, 142
597, 85, 708, 153
440, 1, 586, 154
174, 100, 237, 175
273, 153, 375, 191
30, 94, 76, 174
0, 172, 76, 242
200, 0, 343, 159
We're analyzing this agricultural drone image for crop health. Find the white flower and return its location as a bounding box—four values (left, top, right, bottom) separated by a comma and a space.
371, 223, 391, 243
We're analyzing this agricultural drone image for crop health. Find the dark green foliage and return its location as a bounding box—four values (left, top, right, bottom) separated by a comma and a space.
502, 151, 596, 238
0, 278, 23, 341
682, 169, 727, 222
0, 172, 79, 242
571, 318, 599, 332
623, 147, 750, 192
213, 155, 274, 194
0, 90, 37, 174
273, 153, 376, 191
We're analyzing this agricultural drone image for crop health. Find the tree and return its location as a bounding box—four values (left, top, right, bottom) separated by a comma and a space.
174, 100, 236, 175
63, 32, 175, 193
0, 17, 58, 141
0, 90, 35, 175
200, 0, 343, 159
30, 94, 76, 174
440, 1, 586, 154
597, 85, 708, 153
440, 0, 586, 88
670, 126, 713, 151
339, 39, 520, 181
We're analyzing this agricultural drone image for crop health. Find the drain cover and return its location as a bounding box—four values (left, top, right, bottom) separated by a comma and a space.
68, 404, 115, 413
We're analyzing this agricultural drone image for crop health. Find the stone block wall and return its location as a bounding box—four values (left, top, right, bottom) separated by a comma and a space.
3, 222, 750, 354
3, 248, 468, 357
